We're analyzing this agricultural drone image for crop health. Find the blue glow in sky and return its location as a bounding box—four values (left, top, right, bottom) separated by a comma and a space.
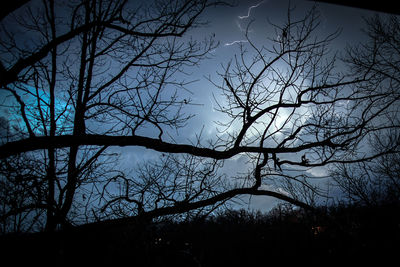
180, 0, 372, 136
0, 83, 73, 136
0, 0, 389, 215
163, 0, 382, 211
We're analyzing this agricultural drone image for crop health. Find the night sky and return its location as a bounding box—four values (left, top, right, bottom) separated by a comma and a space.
116, 0, 381, 211
0, 0, 393, 215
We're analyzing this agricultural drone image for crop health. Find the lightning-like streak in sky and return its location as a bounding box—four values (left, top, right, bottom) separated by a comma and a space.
224, 40, 249, 46
238, 0, 266, 19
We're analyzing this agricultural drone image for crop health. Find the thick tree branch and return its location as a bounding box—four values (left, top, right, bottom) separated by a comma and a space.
0, 134, 345, 160
77, 187, 313, 230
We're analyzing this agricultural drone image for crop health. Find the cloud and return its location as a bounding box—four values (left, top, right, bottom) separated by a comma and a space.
238, 1, 266, 20
306, 166, 329, 178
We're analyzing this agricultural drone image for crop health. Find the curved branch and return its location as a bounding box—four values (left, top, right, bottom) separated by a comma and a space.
77, 187, 313, 230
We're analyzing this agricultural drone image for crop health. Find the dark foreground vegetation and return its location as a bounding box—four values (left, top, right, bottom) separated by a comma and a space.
1, 202, 399, 266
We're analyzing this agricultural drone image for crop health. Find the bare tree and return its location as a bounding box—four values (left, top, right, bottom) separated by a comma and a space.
204, 7, 399, 208
332, 129, 400, 206
97, 152, 226, 221
87, 7, 400, 227
331, 14, 400, 207
0, 0, 222, 232
1, 2, 400, 233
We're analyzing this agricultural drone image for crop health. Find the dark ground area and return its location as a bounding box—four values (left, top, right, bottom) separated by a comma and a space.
1, 203, 399, 266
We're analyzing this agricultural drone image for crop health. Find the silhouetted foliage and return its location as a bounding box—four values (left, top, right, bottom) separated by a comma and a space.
1, 203, 399, 266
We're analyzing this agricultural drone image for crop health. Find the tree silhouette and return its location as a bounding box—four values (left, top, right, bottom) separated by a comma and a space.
332, 129, 400, 206
0, 0, 223, 232
1, 2, 399, 232
331, 15, 400, 207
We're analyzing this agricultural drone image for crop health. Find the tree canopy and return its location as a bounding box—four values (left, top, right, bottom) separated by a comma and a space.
0, 0, 399, 233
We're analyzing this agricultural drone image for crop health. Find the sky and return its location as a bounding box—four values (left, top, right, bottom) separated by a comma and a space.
119, 0, 382, 212
155, 0, 373, 146
0, 0, 393, 217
